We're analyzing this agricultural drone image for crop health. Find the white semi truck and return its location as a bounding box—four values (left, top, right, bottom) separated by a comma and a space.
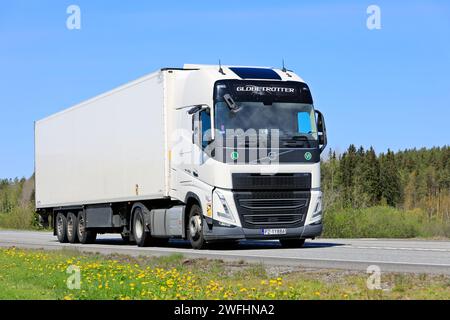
35, 64, 327, 249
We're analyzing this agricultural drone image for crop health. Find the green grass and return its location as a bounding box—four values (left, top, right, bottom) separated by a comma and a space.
0, 247, 449, 300
0, 205, 40, 230
323, 206, 450, 238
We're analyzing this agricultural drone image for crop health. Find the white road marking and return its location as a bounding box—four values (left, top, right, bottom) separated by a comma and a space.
342, 245, 450, 252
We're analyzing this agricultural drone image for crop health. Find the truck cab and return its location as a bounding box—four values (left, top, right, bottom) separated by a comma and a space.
168, 65, 327, 249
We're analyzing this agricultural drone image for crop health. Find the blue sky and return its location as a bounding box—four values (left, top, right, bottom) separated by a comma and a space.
0, 0, 449, 178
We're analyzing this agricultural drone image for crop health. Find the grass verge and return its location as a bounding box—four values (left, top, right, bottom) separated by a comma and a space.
0, 247, 449, 300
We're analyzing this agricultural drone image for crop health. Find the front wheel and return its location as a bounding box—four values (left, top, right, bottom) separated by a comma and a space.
187, 204, 207, 250
280, 238, 306, 248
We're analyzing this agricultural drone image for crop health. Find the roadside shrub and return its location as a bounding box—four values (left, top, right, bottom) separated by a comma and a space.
0, 205, 39, 230
322, 206, 432, 238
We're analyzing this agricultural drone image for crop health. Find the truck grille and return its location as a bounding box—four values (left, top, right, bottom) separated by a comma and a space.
233, 191, 310, 229
232, 173, 311, 190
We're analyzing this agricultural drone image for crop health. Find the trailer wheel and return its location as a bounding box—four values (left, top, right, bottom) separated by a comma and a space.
132, 207, 151, 247
187, 204, 207, 249
77, 212, 97, 244
279, 239, 306, 248
56, 212, 68, 243
67, 212, 79, 243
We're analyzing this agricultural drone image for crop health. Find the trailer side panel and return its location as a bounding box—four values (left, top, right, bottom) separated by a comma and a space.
35, 73, 166, 208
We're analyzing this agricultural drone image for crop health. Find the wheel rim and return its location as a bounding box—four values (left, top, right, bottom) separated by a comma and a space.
57, 215, 64, 236
135, 215, 143, 240
189, 215, 202, 240
67, 215, 73, 239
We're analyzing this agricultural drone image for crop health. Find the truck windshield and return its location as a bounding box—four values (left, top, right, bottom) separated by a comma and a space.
215, 101, 317, 140
214, 80, 318, 147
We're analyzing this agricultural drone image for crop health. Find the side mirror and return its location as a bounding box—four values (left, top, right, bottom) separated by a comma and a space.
318, 134, 325, 145
188, 105, 203, 115
315, 109, 327, 153
187, 104, 215, 142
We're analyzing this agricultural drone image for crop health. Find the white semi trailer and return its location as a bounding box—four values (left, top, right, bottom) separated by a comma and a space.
35, 64, 327, 249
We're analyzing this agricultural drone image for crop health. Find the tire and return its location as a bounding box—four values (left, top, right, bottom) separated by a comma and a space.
280, 238, 306, 248
187, 204, 207, 249
55, 212, 68, 243
132, 207, 151, 247
77, 212, 97, 244
66, 212, 79, 244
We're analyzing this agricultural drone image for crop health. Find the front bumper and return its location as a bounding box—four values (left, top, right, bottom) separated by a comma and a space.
203, 218, 323, 241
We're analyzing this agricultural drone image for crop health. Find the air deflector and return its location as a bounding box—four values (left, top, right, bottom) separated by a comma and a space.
229, 67, 282, 80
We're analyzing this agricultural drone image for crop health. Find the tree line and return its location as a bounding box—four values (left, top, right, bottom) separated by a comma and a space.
321, 145, 450, 221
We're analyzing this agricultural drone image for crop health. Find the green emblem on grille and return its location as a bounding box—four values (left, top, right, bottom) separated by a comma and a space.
304, 152, 312, 161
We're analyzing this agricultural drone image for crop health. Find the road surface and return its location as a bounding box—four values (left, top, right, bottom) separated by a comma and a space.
0, 230, 449, 274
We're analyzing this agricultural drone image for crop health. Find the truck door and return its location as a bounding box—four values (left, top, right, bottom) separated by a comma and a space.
192, 109, 212, 177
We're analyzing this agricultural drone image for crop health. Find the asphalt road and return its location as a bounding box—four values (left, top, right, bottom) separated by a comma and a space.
0, 230, 449, 274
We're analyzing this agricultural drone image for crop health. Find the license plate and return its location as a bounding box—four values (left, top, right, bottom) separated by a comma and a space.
262, 228, 287, 236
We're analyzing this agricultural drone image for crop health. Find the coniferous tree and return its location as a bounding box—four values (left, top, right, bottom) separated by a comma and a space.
364, 147, 381, 205
380, 150, 401, 206
339, 144, 357, 207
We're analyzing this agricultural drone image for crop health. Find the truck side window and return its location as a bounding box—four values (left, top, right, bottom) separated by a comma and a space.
200, 110, 211, 149
192, 112, 200, 145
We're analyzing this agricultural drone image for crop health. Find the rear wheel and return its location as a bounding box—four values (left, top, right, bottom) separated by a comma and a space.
66, 212, 79, 243
133, 207, 151, 247
56, 212, 68, 243
187, 204, 207, 250
77, 212, 97, 244
280, 238, 306, 248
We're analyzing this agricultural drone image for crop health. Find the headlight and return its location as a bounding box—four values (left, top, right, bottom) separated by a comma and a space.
215, 191, 236, 223
312, 196, 322, 218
